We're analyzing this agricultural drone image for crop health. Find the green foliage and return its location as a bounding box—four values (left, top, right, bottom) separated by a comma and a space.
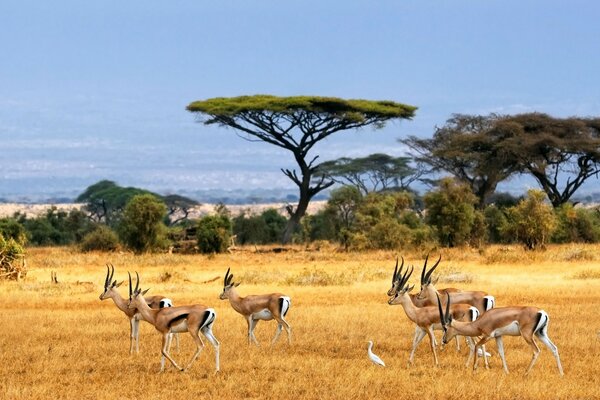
483, 205, 510, 244
77, 180, 156, 225
424, 178, 482, 247
79, 225, 120, 252
0, 232, 25, 279
233, 208, 287, 245
118, 194, 168, 254
502, 190, 557, 250
187, 95, 417, 120
19, 208, 94, 246
0, 218, 27, 245
551, 204, 600, 243
197, 214, 232, 253
315, 153, 421, 194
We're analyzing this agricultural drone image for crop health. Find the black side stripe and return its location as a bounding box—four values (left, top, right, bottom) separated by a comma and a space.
168, 313, 189, 327
532, 312, 543, 334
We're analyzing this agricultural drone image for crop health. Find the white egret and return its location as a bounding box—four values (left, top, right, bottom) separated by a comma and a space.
367, 341, 386, 367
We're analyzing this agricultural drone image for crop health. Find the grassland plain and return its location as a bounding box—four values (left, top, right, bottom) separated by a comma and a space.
1, 245, 599, 400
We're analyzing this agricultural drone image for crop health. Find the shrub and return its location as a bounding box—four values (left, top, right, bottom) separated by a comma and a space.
79, 225, 119, 252
0, 233, 26, 280
118, 194, 168, 254
502, 190, 557, 250
197, 214, 232, 253
0, 217, 27, 245
552, 204, 600, 243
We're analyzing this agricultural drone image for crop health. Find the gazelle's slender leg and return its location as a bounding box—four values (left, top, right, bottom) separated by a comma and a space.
464, 336, 475, 367
174, 332, 180, 352
274, 316, 291, 345
536, 331, 563, 376
249, 318, 260, 346
129, 317, 136, 354
134, 316, 141, 354
201, 326, 221, 372
427, 326, 439, 366
473, 336, 492, 372
272, 324, 282, 345
523, 334, 541, 376
160, 333, 183, 372
455, 335, 461, 352
409, 326, 427, 364
495, 336, 509, 373
184, 331, 205, 371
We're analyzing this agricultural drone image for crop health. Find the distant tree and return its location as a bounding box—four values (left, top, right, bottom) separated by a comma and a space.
19, 207, 94, 246
324, 186, 363, 249
0, 217, 27, 245
424, 178, 481, 247
118, 194, 167, 254
502, 189, 557, 250
315, 153, 425, 195
80, 225, 120, 252
498, 113, 600, 207
162, 194, 200, 226
197, 214, 232, 253
77, 180, 155, 225
187, 95, 416, 243
551, 203, 600, 243
233, 208, 286, 245
402, 114, 517, 209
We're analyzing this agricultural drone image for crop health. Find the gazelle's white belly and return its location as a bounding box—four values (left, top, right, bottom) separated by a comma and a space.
170, 320, 189, 333
252, 309, 273, 321
490, 321, 520, 337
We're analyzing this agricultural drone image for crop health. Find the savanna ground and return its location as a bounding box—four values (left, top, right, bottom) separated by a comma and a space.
1, 244, 599, 399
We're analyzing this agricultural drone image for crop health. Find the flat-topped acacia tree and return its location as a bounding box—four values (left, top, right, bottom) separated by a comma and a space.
187, 95, 417, 243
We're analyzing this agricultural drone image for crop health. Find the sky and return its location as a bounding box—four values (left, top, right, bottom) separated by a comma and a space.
1, 1, 599, 201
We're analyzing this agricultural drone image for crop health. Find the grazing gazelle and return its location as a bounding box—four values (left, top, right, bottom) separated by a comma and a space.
388, 262, 480, 366
219, 268, 291, 346
128, 272, 220, 373
417, 255, 495, 314
437, 293, 563, 376
99, 263, 179, 354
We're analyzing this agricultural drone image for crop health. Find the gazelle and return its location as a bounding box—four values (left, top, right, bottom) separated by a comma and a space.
417, 255, 495, 314
127, 272, 220, 373
388, 262, 480, 366
99, 264, 179, 354
437, 293, 563, 376
388, 257, 464, 351
219, 268, 291, 346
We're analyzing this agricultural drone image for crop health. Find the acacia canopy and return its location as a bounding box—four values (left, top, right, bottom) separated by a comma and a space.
187, 95, 416, 243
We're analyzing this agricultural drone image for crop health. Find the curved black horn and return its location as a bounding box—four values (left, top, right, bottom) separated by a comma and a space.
224, 267, 230, 286
424, 255, 441, 284
436, 293, 445, 326
392, 258, 399, 284
135, 271, 140, 293
445, 292, 451, 323
421, 254, 429, 285
104, 265, 110, 288
128, 272, 132, 296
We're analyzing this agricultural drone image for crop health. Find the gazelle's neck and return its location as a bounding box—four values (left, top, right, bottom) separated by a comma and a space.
133, 299, 158, 325
109, 292, 133, 316
397, 294, 420, 323
425, 284, 440, 302
227, 288, 246, 314
450, 319, 481, 337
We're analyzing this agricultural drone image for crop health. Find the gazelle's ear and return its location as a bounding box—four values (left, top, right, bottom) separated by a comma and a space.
234, 282, 241, 287
115, 280, 124, 288
141, 288, 150, 296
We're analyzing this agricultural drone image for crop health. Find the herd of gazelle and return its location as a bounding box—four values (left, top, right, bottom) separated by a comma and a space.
100, 255, 562, 376
388, 255, 563, 375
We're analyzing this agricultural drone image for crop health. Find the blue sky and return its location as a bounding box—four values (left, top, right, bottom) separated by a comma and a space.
1, 1, 599, 201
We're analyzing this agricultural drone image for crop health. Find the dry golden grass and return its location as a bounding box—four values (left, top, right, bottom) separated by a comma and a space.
1, 244, 600, 399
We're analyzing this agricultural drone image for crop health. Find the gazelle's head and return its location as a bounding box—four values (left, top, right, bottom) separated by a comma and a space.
127, 271, 149, 309
219, 267, 240, 300
99, 263, 123, 300
388, 261, 414, 305
416, 254, 441, 300
386, 257, 405, 296
437, 293, 456, 345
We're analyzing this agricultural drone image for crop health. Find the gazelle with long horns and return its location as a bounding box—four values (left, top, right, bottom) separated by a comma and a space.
417, 255, 495, 314
128, 272, 220, 373
437, 293, 563, 375
99, 263, 179, 354
219, 268, 291, 346
388, 262, 480, 366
